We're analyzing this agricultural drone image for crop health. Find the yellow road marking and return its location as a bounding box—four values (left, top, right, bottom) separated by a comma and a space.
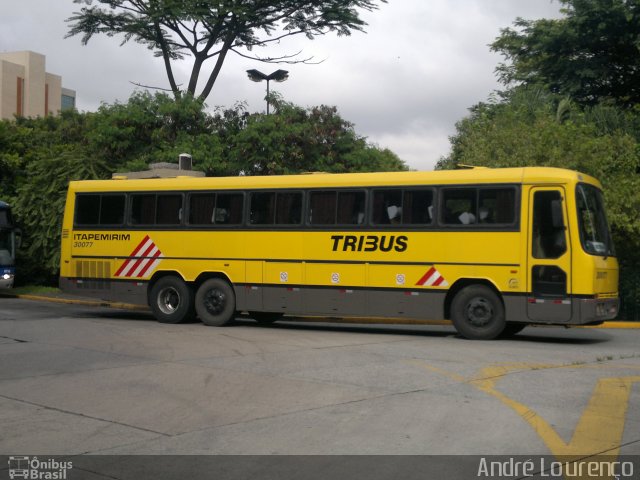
410, 360, 640, 478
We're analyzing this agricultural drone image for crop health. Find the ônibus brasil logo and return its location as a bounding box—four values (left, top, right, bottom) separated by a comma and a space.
8, 456, 72, 479
114, 235, 164, 279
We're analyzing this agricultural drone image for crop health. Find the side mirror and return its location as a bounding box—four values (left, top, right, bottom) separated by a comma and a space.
15, 228, 22, 249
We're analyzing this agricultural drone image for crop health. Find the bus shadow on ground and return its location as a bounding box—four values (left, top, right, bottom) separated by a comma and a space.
78, 309, 158, 322
81, 309, 612, 345
231, 316, 612, 345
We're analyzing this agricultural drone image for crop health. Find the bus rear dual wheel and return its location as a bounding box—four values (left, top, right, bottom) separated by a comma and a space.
149, 276, 236, 326
149, 276, 195, 324
451, 285, 523, 340
195, 278, 236, 326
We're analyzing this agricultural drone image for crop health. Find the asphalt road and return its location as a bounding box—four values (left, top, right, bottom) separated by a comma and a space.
1, 297, 639, 479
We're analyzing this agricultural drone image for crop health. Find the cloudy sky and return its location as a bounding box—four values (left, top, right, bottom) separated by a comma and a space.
1, 1, 562, 170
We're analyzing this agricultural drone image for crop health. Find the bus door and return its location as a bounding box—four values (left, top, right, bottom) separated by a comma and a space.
527, 187, 572, 322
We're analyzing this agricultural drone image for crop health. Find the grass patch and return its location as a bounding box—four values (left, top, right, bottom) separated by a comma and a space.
9, 285, 61, 296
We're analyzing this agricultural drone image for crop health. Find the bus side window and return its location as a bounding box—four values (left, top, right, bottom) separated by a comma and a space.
371, 188, 434, 226
310, 190, 364, 225
189, 193, 216, 225
100, 195, 125, 225
75, 195, 100, 225
131, 194, 156, 225
250, 192, 276, 225
479, 188, 515, 224
75, 194, 126, 226
156, 194, 182, 225
403, 189, 433, 224
216, 193, 244, 225
189, 192, 244, 226
309, 191, 336, 225
441, 188, 476, 225
337, 191, 365, 225
275, 192, 302, 225
372, 190, 402, 225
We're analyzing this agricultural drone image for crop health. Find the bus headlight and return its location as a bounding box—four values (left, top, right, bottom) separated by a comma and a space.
2, 273, 11, 280
596, 301, 618, 317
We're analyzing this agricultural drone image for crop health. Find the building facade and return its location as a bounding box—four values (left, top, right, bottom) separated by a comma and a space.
0, 51, 76, 120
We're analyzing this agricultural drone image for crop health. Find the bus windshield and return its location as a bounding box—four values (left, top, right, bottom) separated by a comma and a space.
576, 184, 615, 257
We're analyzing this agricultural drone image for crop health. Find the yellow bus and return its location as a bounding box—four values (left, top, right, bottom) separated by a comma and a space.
59, 167, 619, 339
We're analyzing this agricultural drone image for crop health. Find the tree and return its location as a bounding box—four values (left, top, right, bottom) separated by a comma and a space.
15, 147, 109, 282
84, 91, 224, 172
228, 96, 406, 174
66, 0, 386, 101
491, 0, 640, 107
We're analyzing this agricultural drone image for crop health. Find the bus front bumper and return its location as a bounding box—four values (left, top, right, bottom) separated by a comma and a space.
578, 296, 619, 323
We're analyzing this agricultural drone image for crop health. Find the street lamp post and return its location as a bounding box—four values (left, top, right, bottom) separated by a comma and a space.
246, 69, 289, 114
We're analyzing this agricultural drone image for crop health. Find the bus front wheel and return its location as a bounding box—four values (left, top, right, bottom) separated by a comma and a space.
196, 278, 236, 326
451, 285, 506, 340
149, 276, 194, 324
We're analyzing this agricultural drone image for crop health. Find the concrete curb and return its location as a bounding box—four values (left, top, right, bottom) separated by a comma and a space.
0, 292, 149, 311
2, 292, 638, 328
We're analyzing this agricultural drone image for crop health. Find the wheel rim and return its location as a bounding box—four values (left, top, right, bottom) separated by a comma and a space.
157, 286, 181, 315
203, 288, 226, 315
464, 297, 494, 327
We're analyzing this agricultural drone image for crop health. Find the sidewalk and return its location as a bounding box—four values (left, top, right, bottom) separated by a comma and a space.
1, 290, 638, 328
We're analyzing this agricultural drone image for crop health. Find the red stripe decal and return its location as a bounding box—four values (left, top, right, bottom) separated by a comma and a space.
137, 249, 163, 277
416, 267, 436, 286
122, 242, 156, 278
114, 235, 151, 276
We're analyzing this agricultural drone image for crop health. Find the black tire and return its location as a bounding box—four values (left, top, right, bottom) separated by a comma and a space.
149, 276, 194, 324
195, 278, 236, 326
250, 311, 283, 325
451, 285, 506, 340
499, 323, 527, 338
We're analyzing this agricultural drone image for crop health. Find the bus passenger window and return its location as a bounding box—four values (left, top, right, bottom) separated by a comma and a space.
403, 190, 433, 224
216, 193, 243, 225
156, 195, 182, 225
75, 195, 100, 225
189, 194, 215, 225
189, 193, 243, 226
100, 195, 125, 225
75, 194, 126, 226
250, 192, 275, 225
372, 190, 402, 225
275, 192, 302, 225
479, 188, 515, 224
442, 189, 476, 225
372, 189, 433, 226
309, 191, 337, 225
337, 191, 365, 225
130, 194, 156, 225
310, 191, 364, 225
